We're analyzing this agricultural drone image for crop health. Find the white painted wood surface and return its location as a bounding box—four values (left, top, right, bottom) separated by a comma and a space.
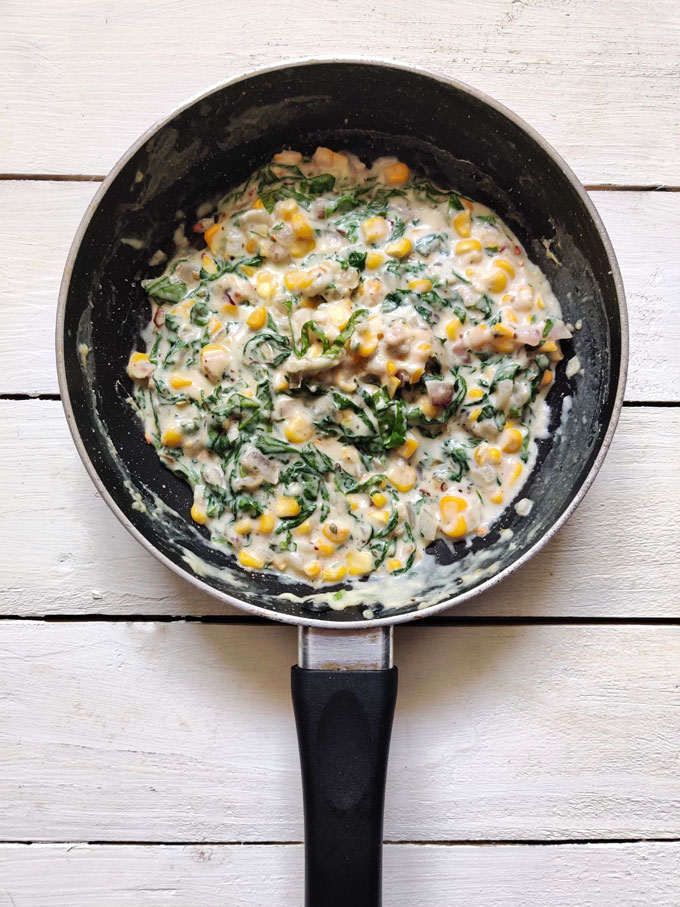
1, 181, 678, 399
1, 843, 678, 907
2, 4, 679, 902
2, 622, 680, 841
2, 401, 679, 617
1, 0, 679, 184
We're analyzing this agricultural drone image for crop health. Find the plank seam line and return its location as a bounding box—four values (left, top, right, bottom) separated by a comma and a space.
0, 837, 678, 847
1, 616, 680, 627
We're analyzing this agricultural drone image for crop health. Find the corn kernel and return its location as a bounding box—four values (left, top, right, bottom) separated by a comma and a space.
387, 464, 417, 492
276, 497, 301, 518
386, 376, 400, 397
358, 333, 379, 357
493, 322, 514, 339
169, 374, 192, 389
541, 369, 554, 387
238, 549, 265, 569
274, 373, 289, 392
468, 387, 484, 401
408, 278, 432, 293
416, 341, 432, 354
370, 491, 387, 507
246, 306, 267, 330
487, 446, 502, 464
538, 340, 557, 353
336, 376, 357, 393
490, 490, 504, 504
386, 558, 402, 572
252, 197, 265, 210
203, 222, 222, 253
440, 495, 468, 522
385, 360, 397, 377
279, 198, 299, 220
244, 238, 259, 255
501, 428, 523, 453
291, 212, 314, 239
322, 564, 347, 583
221, 303, 239, 317
537, 297, 546, 310
347, 495, 362, 512
304, 561, 321, 579
396, 437, 418, 459
421, 399, 439, 419
365, 251, 384, 269
492, 338, 516, 354
285, 413, 314, 443
456, 239, 482, 255
328, 304, 351, 329
445, 318, 461, 340
258, 513, 275, 534
504, 309, 518, 323
487, 270, 507, 293
294, 519, 312, 536
469, 407, 482, 423
201, 252, 218, 275
383, 161, 409, 185
385, 237, 413, 259
290, 238, 316, 258
443, 515, 468, 538
161, 427, 182, 447
191, 504, 207, 525
323, 523, 349, 544
368, 509, 390, 527
130, 351, 149, 365
284, 269, 312, 292
475, 445, 488, 466
347, 550, 373, 576
273, 150, 302, 165
361, 216, 390, 244
453, 211, 471, 238
496, 259, 515, 278
315, 538, 336, 556
509, 461, 523, 484
234, 518, 252, 535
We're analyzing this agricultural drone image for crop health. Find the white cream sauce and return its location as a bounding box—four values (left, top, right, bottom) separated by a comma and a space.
126, 148, 568, 590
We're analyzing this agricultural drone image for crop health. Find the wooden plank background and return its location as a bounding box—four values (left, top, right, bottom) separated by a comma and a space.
1, 0, 679, 903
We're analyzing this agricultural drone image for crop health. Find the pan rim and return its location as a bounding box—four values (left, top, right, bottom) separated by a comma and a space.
56, 56, 629, 630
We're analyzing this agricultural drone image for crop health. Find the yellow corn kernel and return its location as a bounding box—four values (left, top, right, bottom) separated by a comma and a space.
440, 495, 468, 523
396, 437, 418, 459
322, 564, 347, 583
386, 376, 400, 397
273, 150, 302, 165
421, 399, 439, 419
416, 342, 432, 354
453, 211, 471, 238
487, 446, 502, 464
238, 549, 265, 569
203, 222, 222, 253
501, 428, 523, 453
304, 561, 322, 579
191, 504, 207, 525
509, 461, 523, 485
493, 323, 514, 340
129, 351, 149, 365
469, 407, 482, 423
273, 373, 289, 392
234, 518, 252, 535
201, 252, 218, 275
290, 238, 316, 258
504, 308, 518, 323
408, 278, 432, 293
365, 251, 384, 269
487, 270, 507, 294
285, 413, 314, 444
537, 297, 546, 310
385, 237, 413, 259
328, 304, 351, 329
294, 519, 312, 536
279, 198, 299, 220
386, 558, 402, 572
465, 268, 474, 278
245, 238, 259, 255
221, 302, 239, 317
496, 259, 515, 278
383, 161, 410, 185
409, 367, 424, 384
475, 445, 488, 466
284, 269, 312, 292
443, 515, 467, 538
246, 306, 267, 330
323, 523, 349, 544
252, 197, 265, 210
541, 369, 554, 387
276, 497, 301, 518
387, 464, 417, 493
445, 317, 461, 340
291, 212, 314, 239
336, 376, 357, 393
361, 216, 389, 244
456, 239, 482, 255
161, 427, 182, 447
347, 550, 373, 576
368, 509, 390, 527
358, 333, 379, 357
169, 374, 192, 389
315, 538, 336, 557
347, 495, 362, 512
258, 513, 275, 534
539, 340, 557, 353
493, 338, 516, 354
370, 491, 388, 508
384, 360, 398, 377
468, 387, 484, 401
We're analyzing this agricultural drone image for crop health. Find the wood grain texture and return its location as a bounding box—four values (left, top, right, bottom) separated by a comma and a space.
1, 621, 680, 842
0, 843, 679, 907
1, 401, 678, 618
1, 181, 677, 398
1, 0, 679, 183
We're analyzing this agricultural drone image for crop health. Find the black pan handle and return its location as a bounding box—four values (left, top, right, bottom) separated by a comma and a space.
291, 663, 398, 907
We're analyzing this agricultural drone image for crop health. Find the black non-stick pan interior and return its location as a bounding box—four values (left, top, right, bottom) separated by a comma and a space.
59, 61, 625, 623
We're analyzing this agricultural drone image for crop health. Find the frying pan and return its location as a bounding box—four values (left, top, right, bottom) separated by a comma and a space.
57, 60, 627, 906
